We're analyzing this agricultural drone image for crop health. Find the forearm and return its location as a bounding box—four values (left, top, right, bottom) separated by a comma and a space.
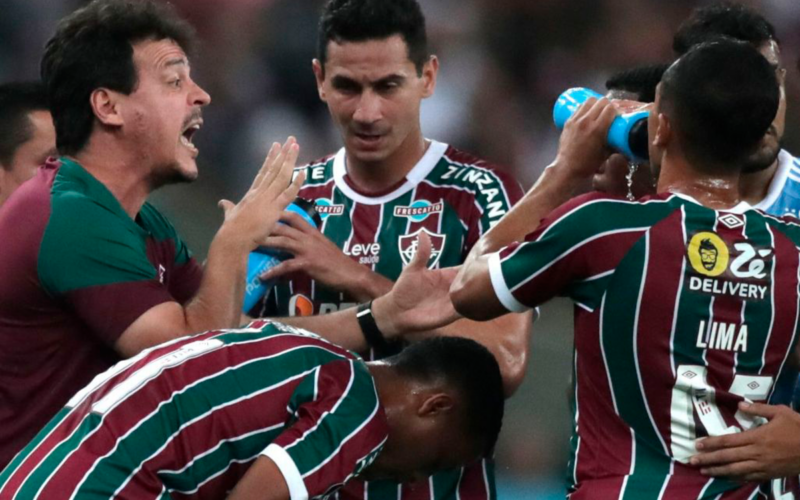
183, 228, 250, 332
344, 269, 394, 302
405, 311, 534, 396
274, 309, 369, 352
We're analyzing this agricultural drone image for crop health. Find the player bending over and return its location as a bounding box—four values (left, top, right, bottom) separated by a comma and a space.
0, 323, 502, 500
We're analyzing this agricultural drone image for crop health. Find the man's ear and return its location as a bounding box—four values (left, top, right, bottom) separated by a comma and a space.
89, 88, 124, 127
421, 55, 439, 98
312, 59, 327, 102
653, 113, 671, 149
417, 392, 454, 417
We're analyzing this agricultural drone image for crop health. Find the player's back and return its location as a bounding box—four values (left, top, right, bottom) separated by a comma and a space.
0, 321, 366, 500
560, 193, 800, 498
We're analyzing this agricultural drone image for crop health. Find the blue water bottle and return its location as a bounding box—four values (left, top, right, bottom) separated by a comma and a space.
553, 87, 650, 163
242, 198, 322, 313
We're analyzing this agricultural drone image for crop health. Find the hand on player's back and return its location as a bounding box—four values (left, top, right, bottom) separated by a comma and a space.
217, 138, 305, 252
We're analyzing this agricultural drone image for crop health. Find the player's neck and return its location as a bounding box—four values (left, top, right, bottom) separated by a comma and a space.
345, 132, 429, 195
71, 137, 152, 219
658, 156, 743, 210
739, 159, 779, 206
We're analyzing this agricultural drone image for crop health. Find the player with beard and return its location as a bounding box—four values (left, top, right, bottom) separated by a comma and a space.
252, 0, 532, 498
0, 0, 304, 470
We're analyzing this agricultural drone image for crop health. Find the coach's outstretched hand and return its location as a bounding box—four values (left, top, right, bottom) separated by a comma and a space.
217, 137, 306, 252
372, 232, 461, 336
690, 401, 800, 481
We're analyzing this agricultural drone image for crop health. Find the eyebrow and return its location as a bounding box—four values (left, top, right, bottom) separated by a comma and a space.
330, 74, 406, 87
164, 57, 189, 69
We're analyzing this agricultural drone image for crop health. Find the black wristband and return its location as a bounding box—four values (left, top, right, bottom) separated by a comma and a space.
356, 301, 390, 352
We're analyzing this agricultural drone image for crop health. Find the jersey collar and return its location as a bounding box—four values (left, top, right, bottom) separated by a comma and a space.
332, 140, 448, 205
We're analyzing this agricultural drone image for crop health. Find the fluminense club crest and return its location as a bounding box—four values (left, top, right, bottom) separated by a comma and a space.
398, 228, 447, 268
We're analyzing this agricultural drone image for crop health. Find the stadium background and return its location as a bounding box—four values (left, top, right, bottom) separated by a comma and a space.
2, 0, 800, 497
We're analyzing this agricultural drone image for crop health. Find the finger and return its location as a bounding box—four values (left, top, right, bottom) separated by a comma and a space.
584, 97, 611, 121
261, 138, 296, 192
699, 460, 763, 479
738, 401, 781, 420
597, 100, 618, 128
694, 432, 754, 452
568, 97, 598, 123
260, 258, 302, 281
691, 446, 755, 467
276, 166, 305, 208
409, 232, 432, 270
280, 210, 316, 232
252, 142, 281, 191
218, 199, 235, 219
260, 235, 300, 254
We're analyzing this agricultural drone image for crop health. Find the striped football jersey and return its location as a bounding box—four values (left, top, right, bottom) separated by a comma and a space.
258, 140, 523, 500
489, 192, 800, 499
0, 321, 387, 500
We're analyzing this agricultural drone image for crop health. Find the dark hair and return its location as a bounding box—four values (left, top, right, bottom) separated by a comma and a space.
390, 336, 504, 455
317, 0, 429, 75
41, 0, 197, 156
605, 63, 670, 103
0, 82, 49, 169
673, 2, 777, 55
660, 39, 778, 168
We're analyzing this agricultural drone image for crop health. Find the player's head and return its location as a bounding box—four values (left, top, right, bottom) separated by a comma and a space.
673, 2, 784, 173
313, 0, 437, 167
364, 337, 504, 483
0, 82, 56, 207
592, 64, 669, 198
41, 0, 210, 187
648, 39, 778, 179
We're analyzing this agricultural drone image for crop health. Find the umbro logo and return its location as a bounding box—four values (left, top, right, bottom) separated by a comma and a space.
719, 214, 743, 229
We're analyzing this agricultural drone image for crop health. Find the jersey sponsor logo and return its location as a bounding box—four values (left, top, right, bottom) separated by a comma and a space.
688, 232, 729, 277
696, 320, 749, 352
289, 294, 314, 316
441, 166, 508, 226
398, 228, 446, 268
315, 198, 345, 221
393, 200, 444, 222
686, 232, 772, 300
344, 241, 381, 265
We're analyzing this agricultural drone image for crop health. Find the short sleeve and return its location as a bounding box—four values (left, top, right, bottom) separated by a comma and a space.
38, 195, 175, 346
266, 359, 388, 499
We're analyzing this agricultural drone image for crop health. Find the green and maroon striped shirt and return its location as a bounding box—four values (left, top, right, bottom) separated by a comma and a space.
0, 320, 387, 500
489, 192, 800, 499
257, 141, 523, 500
0, 158, 203, 470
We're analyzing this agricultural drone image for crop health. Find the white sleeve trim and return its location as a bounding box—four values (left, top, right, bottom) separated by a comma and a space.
488, 251, 529, 313
262, 444, 309, 500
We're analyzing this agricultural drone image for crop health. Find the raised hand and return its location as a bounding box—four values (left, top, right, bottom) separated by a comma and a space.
218, 138, 306, 252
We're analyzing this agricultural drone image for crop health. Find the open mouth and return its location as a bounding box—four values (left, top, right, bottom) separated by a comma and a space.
180, 121, 202, 151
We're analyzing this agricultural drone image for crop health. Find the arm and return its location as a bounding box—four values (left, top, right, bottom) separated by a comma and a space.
451, 98, 619, 320
276, 234, 531, 396
227, 456, 291, 500
115, 139, 305, 357
260, 210, 393, 302
690, 401, 800, 481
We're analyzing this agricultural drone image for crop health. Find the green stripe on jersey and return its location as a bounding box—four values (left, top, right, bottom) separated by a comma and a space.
0, 408, 72, 488
374, 190, 414, 279
15, 413, 104, 499
73, 345, 348, 498
600, 235, 671, 499
284, 360, 379, 476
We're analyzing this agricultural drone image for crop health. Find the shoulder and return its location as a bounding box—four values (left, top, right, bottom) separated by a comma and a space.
298, 154, 337, 186
433, 145, 522, 191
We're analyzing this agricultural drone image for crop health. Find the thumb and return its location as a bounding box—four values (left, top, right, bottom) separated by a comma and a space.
218, 199, 236, 221
738, 401, 780, 420
410, 232, 432, 270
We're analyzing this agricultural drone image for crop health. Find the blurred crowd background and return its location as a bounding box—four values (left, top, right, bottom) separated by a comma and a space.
3, 0, 800, 497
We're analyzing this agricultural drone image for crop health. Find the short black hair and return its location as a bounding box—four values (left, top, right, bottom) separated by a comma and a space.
389, 336, 504, 456
0, 82, 49, 169
317, 0, 429, 75
605, 63, 670, 103
673, 2, 778, 55
660, 39, 778, 169
41, 0, 197, 156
